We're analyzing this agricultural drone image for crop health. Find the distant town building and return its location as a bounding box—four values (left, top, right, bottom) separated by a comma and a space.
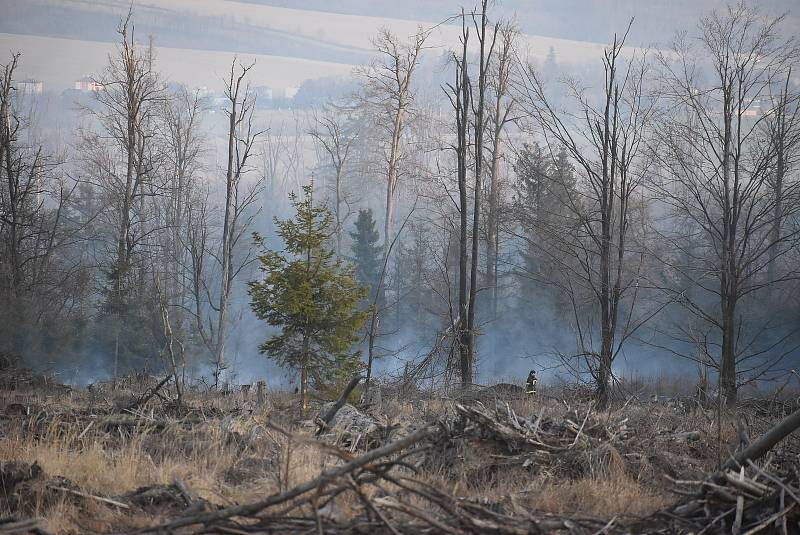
740, 98, 763, 118
74, 76, 103, 92
18, 79, 43, 94
284, 86, 299, 99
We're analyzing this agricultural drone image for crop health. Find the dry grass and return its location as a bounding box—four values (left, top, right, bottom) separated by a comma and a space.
0, 378, 790, 533
533, 476, 671, 517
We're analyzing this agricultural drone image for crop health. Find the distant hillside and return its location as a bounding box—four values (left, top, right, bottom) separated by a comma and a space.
241, 0, 799, 46
1, 0, 642, 93
0, 33, 354, 92
0, 0, 373, 65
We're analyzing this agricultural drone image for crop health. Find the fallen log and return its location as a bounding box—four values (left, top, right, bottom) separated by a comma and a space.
142, 424, 437, 531
315, 375, 363, 436
723, 404, 800, 471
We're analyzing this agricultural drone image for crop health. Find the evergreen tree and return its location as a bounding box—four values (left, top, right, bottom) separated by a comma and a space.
512, 143, 578, 325
248, 185, 368, 415
349, 208, 382, 298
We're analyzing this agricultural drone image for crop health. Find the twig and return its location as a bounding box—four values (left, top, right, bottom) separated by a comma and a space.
47, 485, 130, 509
76, 420, 94, 440
742, 503, 796, 535
569, 403, 594, 448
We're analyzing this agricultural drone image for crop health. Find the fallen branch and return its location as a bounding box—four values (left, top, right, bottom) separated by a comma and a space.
723, 405, 800, 471
0, 517, 54, 535
124, 375, 171, 411
143, 425, 437, 531
47, 485, 130, 509
315, 375, 363, 436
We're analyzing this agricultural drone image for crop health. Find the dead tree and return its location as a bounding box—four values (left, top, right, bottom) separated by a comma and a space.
181, 61, 262, 386
466, 1, 499, 383
360, 28, 426, 272
213, 60, 263, 386
446, 13, 472, 388
444, 3, 498, 387
357, 28, 426, 388
653, 4, 800, 406
515, 22, 655, 407
159, 86, 204, 337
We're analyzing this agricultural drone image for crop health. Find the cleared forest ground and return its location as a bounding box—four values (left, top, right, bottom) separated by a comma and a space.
0, 358, 799, 533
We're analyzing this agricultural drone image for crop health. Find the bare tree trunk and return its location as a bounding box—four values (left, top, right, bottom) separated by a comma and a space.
516, 23, 647, 408
214, 61, 257, 386
215, 77, 237, 386
767, 69, 792, 286
466, 2, 496, 378
88, 13, 163, 377
453, 14, 471, 387
363, 29, 424, 311
650, 5, 799, 407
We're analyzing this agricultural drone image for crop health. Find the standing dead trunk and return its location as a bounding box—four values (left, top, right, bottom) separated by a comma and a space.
451, 13, 471, 387
466, 2, 497, 379
214, 60, 259, 386
362, 29, 425, 308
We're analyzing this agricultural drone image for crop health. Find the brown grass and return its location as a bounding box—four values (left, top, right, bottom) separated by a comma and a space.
533, 476, 670, 517
0, 378, 783, 533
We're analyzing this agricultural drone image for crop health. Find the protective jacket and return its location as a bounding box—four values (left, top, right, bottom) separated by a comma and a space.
526, 372, 537, 395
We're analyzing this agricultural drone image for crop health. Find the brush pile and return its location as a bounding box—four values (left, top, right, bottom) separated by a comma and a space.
120, 422, 617, 535
649, 460, 800, 533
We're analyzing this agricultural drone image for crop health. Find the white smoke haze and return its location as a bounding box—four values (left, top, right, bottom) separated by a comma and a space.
2, 0, 799, 399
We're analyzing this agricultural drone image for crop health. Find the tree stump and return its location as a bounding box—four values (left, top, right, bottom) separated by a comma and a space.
256, 380, 267, 405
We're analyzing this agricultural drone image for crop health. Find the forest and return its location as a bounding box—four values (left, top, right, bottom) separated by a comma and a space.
1, 1, 800, 533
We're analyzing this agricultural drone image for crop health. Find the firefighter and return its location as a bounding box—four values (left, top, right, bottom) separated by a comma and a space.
526, 369, 537, 396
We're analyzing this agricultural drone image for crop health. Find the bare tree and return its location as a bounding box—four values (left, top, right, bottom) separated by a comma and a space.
515, 23, 656, 407
466, 1, 499, 383
446, 11, 472, 387
444, 2, 498, 387
80, 11, 166, 376
652, 3, 800, 406
213, 60, 264, 385
360, 28, 426, 265
309, 103, 360, 256
485, 21, 517, 320
0, 53, 84, 355
765, 68, 800, 285
159, 86, 205, 329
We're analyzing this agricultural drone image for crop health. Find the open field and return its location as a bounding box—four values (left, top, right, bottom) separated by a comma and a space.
3, 0, 642, 93
1, 356, 799, 534
0, 33, 354, 93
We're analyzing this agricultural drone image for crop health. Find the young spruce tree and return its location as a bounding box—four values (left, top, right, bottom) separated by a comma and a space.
349, 208, 382, 299
248, 185, 368, 415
